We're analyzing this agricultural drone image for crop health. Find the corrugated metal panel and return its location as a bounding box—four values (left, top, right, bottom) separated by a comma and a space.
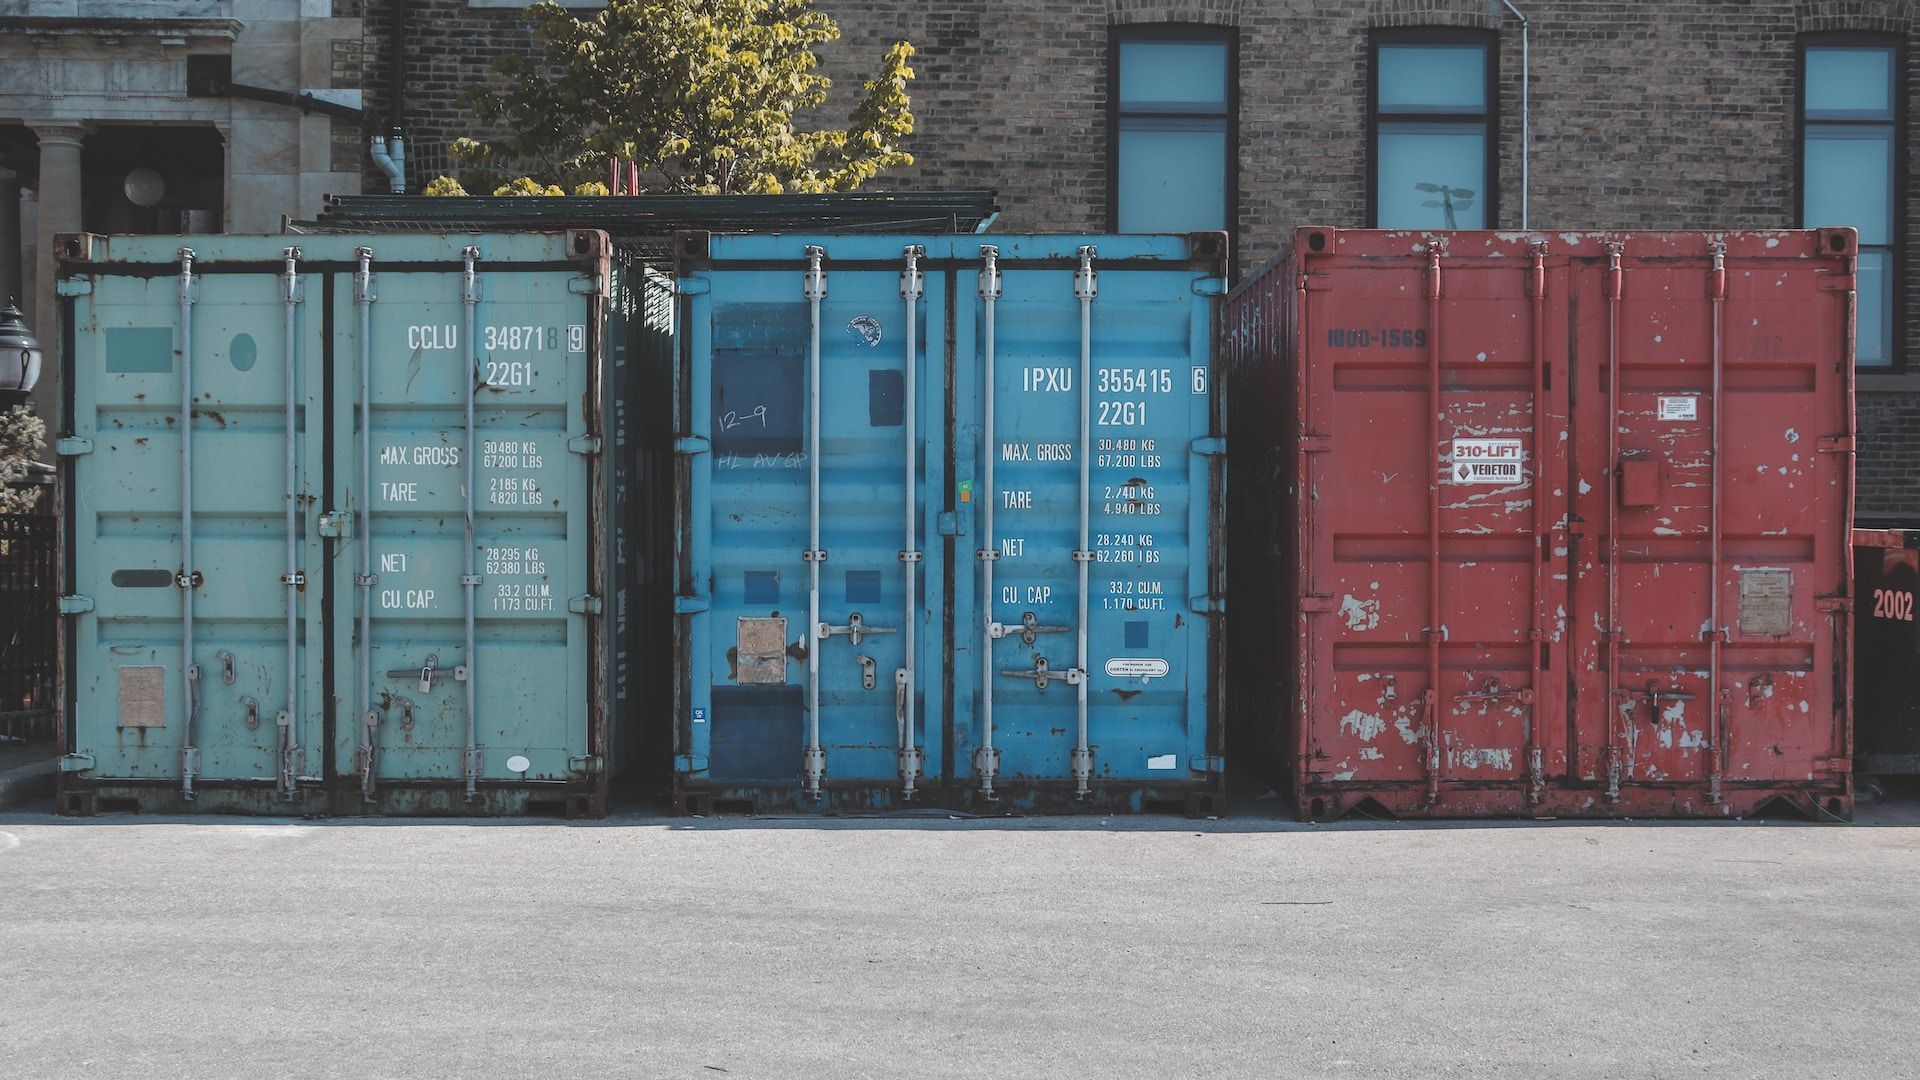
674, 233, 1227, 813
1228, 228, 1855, 820
56, 231, 613, 815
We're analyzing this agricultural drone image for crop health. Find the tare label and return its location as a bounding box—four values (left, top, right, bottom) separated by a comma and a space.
1450, 438, 1524, 484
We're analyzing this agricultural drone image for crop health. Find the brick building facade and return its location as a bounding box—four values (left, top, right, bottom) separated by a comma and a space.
365, 0, 1920, 520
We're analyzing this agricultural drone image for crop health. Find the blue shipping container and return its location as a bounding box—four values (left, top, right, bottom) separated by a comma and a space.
672, 233, 1227, 813
56, 231, 618, 815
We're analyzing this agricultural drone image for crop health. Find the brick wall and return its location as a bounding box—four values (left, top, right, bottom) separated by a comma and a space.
367, 0, 1920, 519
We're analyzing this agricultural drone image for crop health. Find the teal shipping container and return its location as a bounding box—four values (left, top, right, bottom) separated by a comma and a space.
671, 232, 1228, 814
54, 231, 625, 815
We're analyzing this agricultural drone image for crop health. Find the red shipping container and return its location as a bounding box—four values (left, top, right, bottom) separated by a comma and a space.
1226, 229, 1856, 820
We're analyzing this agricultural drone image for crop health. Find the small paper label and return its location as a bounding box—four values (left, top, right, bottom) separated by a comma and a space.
692, 707, 707, 724
1106, 658, 1170, 678
1450, 438, 1524, 484
1658, 396, 1698, 421
1146, 754, 1178, 770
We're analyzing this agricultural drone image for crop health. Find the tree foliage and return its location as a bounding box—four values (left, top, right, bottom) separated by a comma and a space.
446, 0, 915, 195
0, 404, 46, 515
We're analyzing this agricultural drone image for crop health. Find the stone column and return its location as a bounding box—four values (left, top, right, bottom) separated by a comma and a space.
30, 124, 85, 432
0, 169, 20, 312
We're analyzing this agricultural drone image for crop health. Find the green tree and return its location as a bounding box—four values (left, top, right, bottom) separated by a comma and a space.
446, 0, 915, 195
0, 404, 46, 515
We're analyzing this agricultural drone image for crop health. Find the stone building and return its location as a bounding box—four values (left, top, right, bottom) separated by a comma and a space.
0, 0, 367, 430
365, 0, 1920, 520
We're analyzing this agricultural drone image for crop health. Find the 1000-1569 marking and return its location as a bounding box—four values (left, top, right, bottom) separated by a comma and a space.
1327, 328, 1428, 349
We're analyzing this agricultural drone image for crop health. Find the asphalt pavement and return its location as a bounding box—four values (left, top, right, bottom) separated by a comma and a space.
2, 793, 1916, 1079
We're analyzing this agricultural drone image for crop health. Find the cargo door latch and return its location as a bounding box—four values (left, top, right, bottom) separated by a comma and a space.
818, 612, 896, 646
989, 611, 1069, 645
1622, 680, 1696, 723
386, 654, 466, 694
1000, 656, 1084, 690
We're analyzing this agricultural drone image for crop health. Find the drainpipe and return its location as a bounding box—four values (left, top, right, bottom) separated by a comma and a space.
370, 0, 409, 193
1501, 0, 1530, 229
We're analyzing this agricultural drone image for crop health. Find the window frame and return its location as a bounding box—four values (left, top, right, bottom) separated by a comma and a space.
1106, 22, 1239, 250
1796, 31, 1908, 370
1367, 26, 1501, 230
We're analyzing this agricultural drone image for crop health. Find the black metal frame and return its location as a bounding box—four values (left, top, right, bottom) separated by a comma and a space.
1366, 27, 1502, 229
1796, 31, 1908, 370
1106, 23, 1239, 259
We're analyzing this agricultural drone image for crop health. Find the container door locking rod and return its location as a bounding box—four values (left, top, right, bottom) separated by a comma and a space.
1423, 243, 1445, 807
975, 245, 1002, 799
1070, 246, 1097, 799
177, 248, 201, 800
354, 248, 381, 802
1602, 242, 1626, 803
1704, 240, 1728, 805
460, 246, 483, 801
279, 247, 304, 798
897, 246, 925, 799
801, 246, 829, 800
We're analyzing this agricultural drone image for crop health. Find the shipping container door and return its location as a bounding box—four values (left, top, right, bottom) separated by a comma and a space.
957, 240, 1220, 804
683, 246, 946, 804
330, 245, 594, 798
1569, 238, 1852, 804
67, 252, 326, 791
1299, 240, 1569, 809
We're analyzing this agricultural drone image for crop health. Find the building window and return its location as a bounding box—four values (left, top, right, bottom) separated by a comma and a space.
1370, 31, 1497, 229
1801, 37, 1903, 367
1110, 27, 1234, 235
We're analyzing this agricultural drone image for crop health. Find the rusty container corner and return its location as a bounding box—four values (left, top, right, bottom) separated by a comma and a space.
53, 232, 628, 817
1227, 228, 1856, 821
1854, 527, 1920, 777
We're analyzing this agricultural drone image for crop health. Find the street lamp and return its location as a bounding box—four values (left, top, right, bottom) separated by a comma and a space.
0, 300, 45, 411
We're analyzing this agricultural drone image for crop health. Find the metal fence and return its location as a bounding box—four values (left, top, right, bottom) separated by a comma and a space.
1, 481, 56, 742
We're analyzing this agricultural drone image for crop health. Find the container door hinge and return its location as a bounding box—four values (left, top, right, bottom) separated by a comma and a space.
1191, 277, 1227, 296
58, 595, 94, 615
568, 594, 602, 614
567, 434, 602, 455
676, 754, 709, 775
1301, 274, 1334, 292
55, 278, 92, 297
56, 436, 93, 456
1816, 755, 1853, 774
57, 753, 95, 773
1300, 435, 1333, 453
1191, 436, 1227, 456
1189, 755, 1225, 775
317, 511, 352, 539
1818, 274, 1857, 293
675, 275, 711, 296
674, 595, 710, 614
1189, 595, 1226, 615
1301, 594, 1336, 613
568, 276, 603, 296
674, 435, 710, 455
1814, 594, 1852, 614
568, 754, 605, 775
1818, 435, 1854, 454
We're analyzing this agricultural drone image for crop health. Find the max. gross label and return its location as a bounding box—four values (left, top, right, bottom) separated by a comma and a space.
1449, 438, 1524, 484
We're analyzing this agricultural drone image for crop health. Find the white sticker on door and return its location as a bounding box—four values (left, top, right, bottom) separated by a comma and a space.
1146, 754, 1178, 770
1658, 395, 1698, 421
1106, 657, 1170, 678
1449, 438, 1524, 484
